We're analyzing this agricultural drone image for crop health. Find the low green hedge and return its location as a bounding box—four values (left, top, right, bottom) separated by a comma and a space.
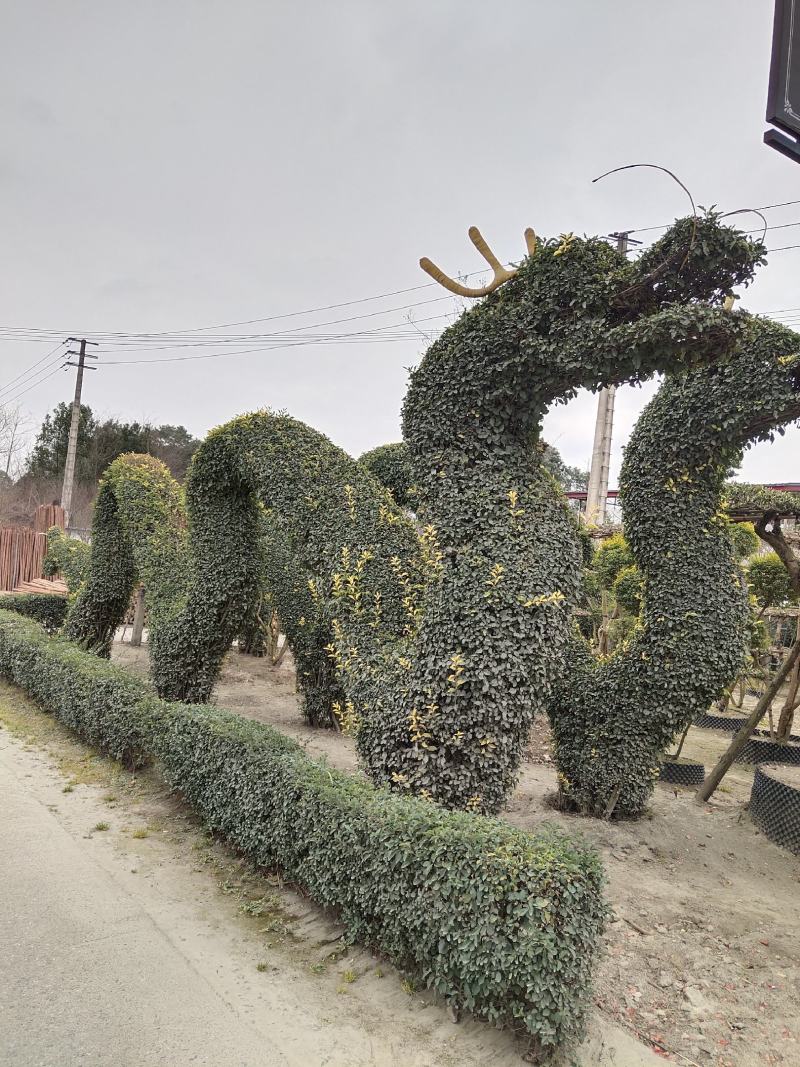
0, 611, 150, 765
0, 610, 607, 1057
0, 593, 69, 634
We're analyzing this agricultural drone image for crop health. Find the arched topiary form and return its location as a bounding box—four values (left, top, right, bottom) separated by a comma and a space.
359, 442, 415, 508
150, 413, 420, 715
62, 454, 188, 656
549, 317, 800, 818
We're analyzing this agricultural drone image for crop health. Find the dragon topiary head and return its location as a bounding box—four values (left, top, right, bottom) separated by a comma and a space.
408, 213, 766, 454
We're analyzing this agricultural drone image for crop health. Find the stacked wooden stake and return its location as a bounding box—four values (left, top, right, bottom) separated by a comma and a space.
0, 504, 67, 592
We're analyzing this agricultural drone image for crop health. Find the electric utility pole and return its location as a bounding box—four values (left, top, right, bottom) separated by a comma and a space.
584, 231, 640, 525
61, 337, 98, 527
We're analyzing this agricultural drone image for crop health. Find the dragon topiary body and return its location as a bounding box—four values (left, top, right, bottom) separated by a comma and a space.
549, 316, 800, 817
59, 214, 769, 814
148, 215, 762, 812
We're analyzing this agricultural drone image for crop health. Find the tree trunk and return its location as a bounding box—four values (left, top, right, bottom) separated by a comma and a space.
695, 638, 800, 804
672, 721, 692, 760
777, 620, 800, 740
130, 586, 146, 647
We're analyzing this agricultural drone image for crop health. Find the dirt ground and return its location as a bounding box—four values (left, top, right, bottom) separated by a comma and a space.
106, 642, 800, 1066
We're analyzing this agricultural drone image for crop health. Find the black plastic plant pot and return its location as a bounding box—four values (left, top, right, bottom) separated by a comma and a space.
755, 727, 800, 744
693, 713, 748, 732
659, 756, 705, 787
734, 738, 800, 766
750, 765, 800, 855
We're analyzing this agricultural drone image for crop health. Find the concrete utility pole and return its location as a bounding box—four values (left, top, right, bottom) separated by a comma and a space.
61, 338, 97, 527
584, 231, 635, 525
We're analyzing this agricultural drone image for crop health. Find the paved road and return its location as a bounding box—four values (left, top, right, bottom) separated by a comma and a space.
0, 725, 662, 1067
0, 742, 287, 1067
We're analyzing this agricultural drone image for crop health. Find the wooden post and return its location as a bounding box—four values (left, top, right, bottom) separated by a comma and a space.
695, 638, 800, 804
775, 616, 800, 739
130, 586, 146, 647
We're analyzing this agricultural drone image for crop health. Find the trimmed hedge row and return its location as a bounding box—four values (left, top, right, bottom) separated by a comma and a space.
0, 610, 608, 1058
0, 593, 69, 634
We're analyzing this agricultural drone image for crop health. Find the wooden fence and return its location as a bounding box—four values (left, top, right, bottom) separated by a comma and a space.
0, 504, 66, 592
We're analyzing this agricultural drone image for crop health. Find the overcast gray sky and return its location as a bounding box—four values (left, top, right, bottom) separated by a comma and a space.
1, 1, 798, 485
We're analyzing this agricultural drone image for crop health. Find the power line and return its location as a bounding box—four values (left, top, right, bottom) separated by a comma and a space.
1, 194, 800, 377
101, 312, 456, 366
628, 198, 800, 235
90, 296, 455, 352
0, 362, 66, 406
0, 340, 65, 400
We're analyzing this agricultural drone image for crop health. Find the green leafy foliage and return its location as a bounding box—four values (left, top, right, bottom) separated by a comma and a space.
150, 413, 419, 725
611, 564, 644, 616
63, 454, 188, 656
0, 608, 608, 1057
355, 212, 761, 813
593, 534, 634, 590
727, 520, 760, 560
359, 442, 416, 508
0, 594, 68, 633
748, 552, 799, 610
0, 611, 150, 764
550, 314, 800, 817
42, 527, 91, 593
725, 482, 800, 519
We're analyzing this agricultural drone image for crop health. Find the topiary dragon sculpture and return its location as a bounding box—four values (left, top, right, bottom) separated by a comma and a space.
139, 212, 762, 813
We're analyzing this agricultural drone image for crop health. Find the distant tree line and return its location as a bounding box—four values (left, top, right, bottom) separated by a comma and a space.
0, 403, 200, 528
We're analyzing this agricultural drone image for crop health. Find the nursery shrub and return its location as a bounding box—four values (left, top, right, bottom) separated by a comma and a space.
42, 527, 91, 592
0, 609, 607, 1058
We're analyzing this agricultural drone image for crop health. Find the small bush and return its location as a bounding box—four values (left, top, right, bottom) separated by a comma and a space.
0, 609, 607, 1057
727, 520, 759, 561
0, 594, 69, 634
611, 564, 643, 617
748, 552, 798, 611
592, 533, 633, 591
42, 527, 91, 592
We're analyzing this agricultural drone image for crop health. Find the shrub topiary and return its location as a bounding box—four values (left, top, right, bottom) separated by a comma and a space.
62, 453, 188, 656
0, 593, 68, 633
149, 413, 420, 722
550, 316, 800, 817
137, 213, 764, 813
0, 608, 608, 1059
359, 442, 415, 509
346, 214, 762, 813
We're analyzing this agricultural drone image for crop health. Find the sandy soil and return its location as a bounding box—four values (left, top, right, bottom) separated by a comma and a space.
109, 642, 800, 1066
